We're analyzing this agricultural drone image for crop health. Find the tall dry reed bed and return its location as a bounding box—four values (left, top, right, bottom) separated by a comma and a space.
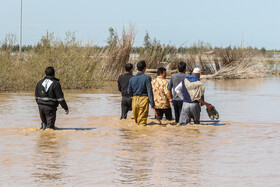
139, 44, 177, 69
102, 26, 135, 79
168, 48, 265, 79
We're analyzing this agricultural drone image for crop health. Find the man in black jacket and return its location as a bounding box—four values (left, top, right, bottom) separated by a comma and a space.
117, 63, 134, 119
35, 67, 69, 130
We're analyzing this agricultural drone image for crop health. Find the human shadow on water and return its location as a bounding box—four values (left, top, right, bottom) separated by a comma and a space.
55, 127, 96, 131
186, 120, 227, 126
146, 120, 177, 126
146, 121, 162, 126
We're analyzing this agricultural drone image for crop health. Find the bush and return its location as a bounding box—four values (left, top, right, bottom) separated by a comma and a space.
0, 32, 104, 91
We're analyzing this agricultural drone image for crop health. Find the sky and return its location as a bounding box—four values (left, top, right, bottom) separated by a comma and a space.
0, 0, 280, 49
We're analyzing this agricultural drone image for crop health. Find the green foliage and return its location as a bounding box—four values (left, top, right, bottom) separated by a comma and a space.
261, 47, 266, 55
107, 27, 118, 47
0, 33, 17, 51
187, 41, 213, 54
0, 31, 104, 91
143, 32, 151, 49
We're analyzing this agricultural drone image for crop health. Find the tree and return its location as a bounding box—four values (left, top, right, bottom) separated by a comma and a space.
1, 33, 17, 51
107, 27, 118, 46
143, 32, 151, 49
260, 47, 266, 55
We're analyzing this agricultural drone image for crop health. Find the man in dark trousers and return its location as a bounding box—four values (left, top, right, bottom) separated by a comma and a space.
152, 67, 173, 120
168, 62, 187, 123
35, 66, 69, 130
117, 63, 134, 119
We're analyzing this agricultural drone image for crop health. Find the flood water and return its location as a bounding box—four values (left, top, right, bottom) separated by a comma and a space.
0, 77, 280, 186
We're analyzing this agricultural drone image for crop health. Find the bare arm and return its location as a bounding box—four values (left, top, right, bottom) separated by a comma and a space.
197, 99, 212, 110
167, 90, 173, 105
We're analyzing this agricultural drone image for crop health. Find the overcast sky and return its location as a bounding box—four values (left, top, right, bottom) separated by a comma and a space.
0, 0, 279, 49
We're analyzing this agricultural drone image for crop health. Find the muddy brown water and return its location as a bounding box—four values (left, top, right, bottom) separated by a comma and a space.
0, 77, 280, 186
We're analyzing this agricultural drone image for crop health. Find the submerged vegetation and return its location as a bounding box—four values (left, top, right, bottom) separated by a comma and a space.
0, 27, 276, 91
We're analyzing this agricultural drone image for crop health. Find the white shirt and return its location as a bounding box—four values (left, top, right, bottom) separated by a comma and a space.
174, 82, 184, 100
174, 81, 202, 101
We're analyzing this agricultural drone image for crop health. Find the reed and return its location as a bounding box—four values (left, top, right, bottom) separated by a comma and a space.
101, 26, 135, 80
210, 49, 265, 79
139, 44, 177, 69
167, 48, 264, 78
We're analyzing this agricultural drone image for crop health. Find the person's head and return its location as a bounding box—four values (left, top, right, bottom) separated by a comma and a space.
177, 61, 186, 73
157, 67, 166, 78
45, 66, 55, 76
125, 63, 133, 73
137, 60, 146, 72
192, 67, 201, 78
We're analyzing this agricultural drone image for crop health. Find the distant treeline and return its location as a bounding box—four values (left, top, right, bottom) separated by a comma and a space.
0, 30, 273, 56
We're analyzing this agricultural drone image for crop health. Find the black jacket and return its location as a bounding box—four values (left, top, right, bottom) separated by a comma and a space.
35, 76, 68, 110
118, 73, 133, 97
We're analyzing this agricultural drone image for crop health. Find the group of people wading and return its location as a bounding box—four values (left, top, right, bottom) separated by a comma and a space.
118, 60, 212, 126
35, 61, 213, 130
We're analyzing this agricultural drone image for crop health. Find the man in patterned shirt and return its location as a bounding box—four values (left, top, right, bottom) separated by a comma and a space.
152, 67, 173, 120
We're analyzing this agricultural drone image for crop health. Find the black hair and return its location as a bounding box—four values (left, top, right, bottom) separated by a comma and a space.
125, 63, 133, 72
157, 67, 166, 76
45, 66, 55, 76
137, 60, 146, 71
177, 61, 186, 73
